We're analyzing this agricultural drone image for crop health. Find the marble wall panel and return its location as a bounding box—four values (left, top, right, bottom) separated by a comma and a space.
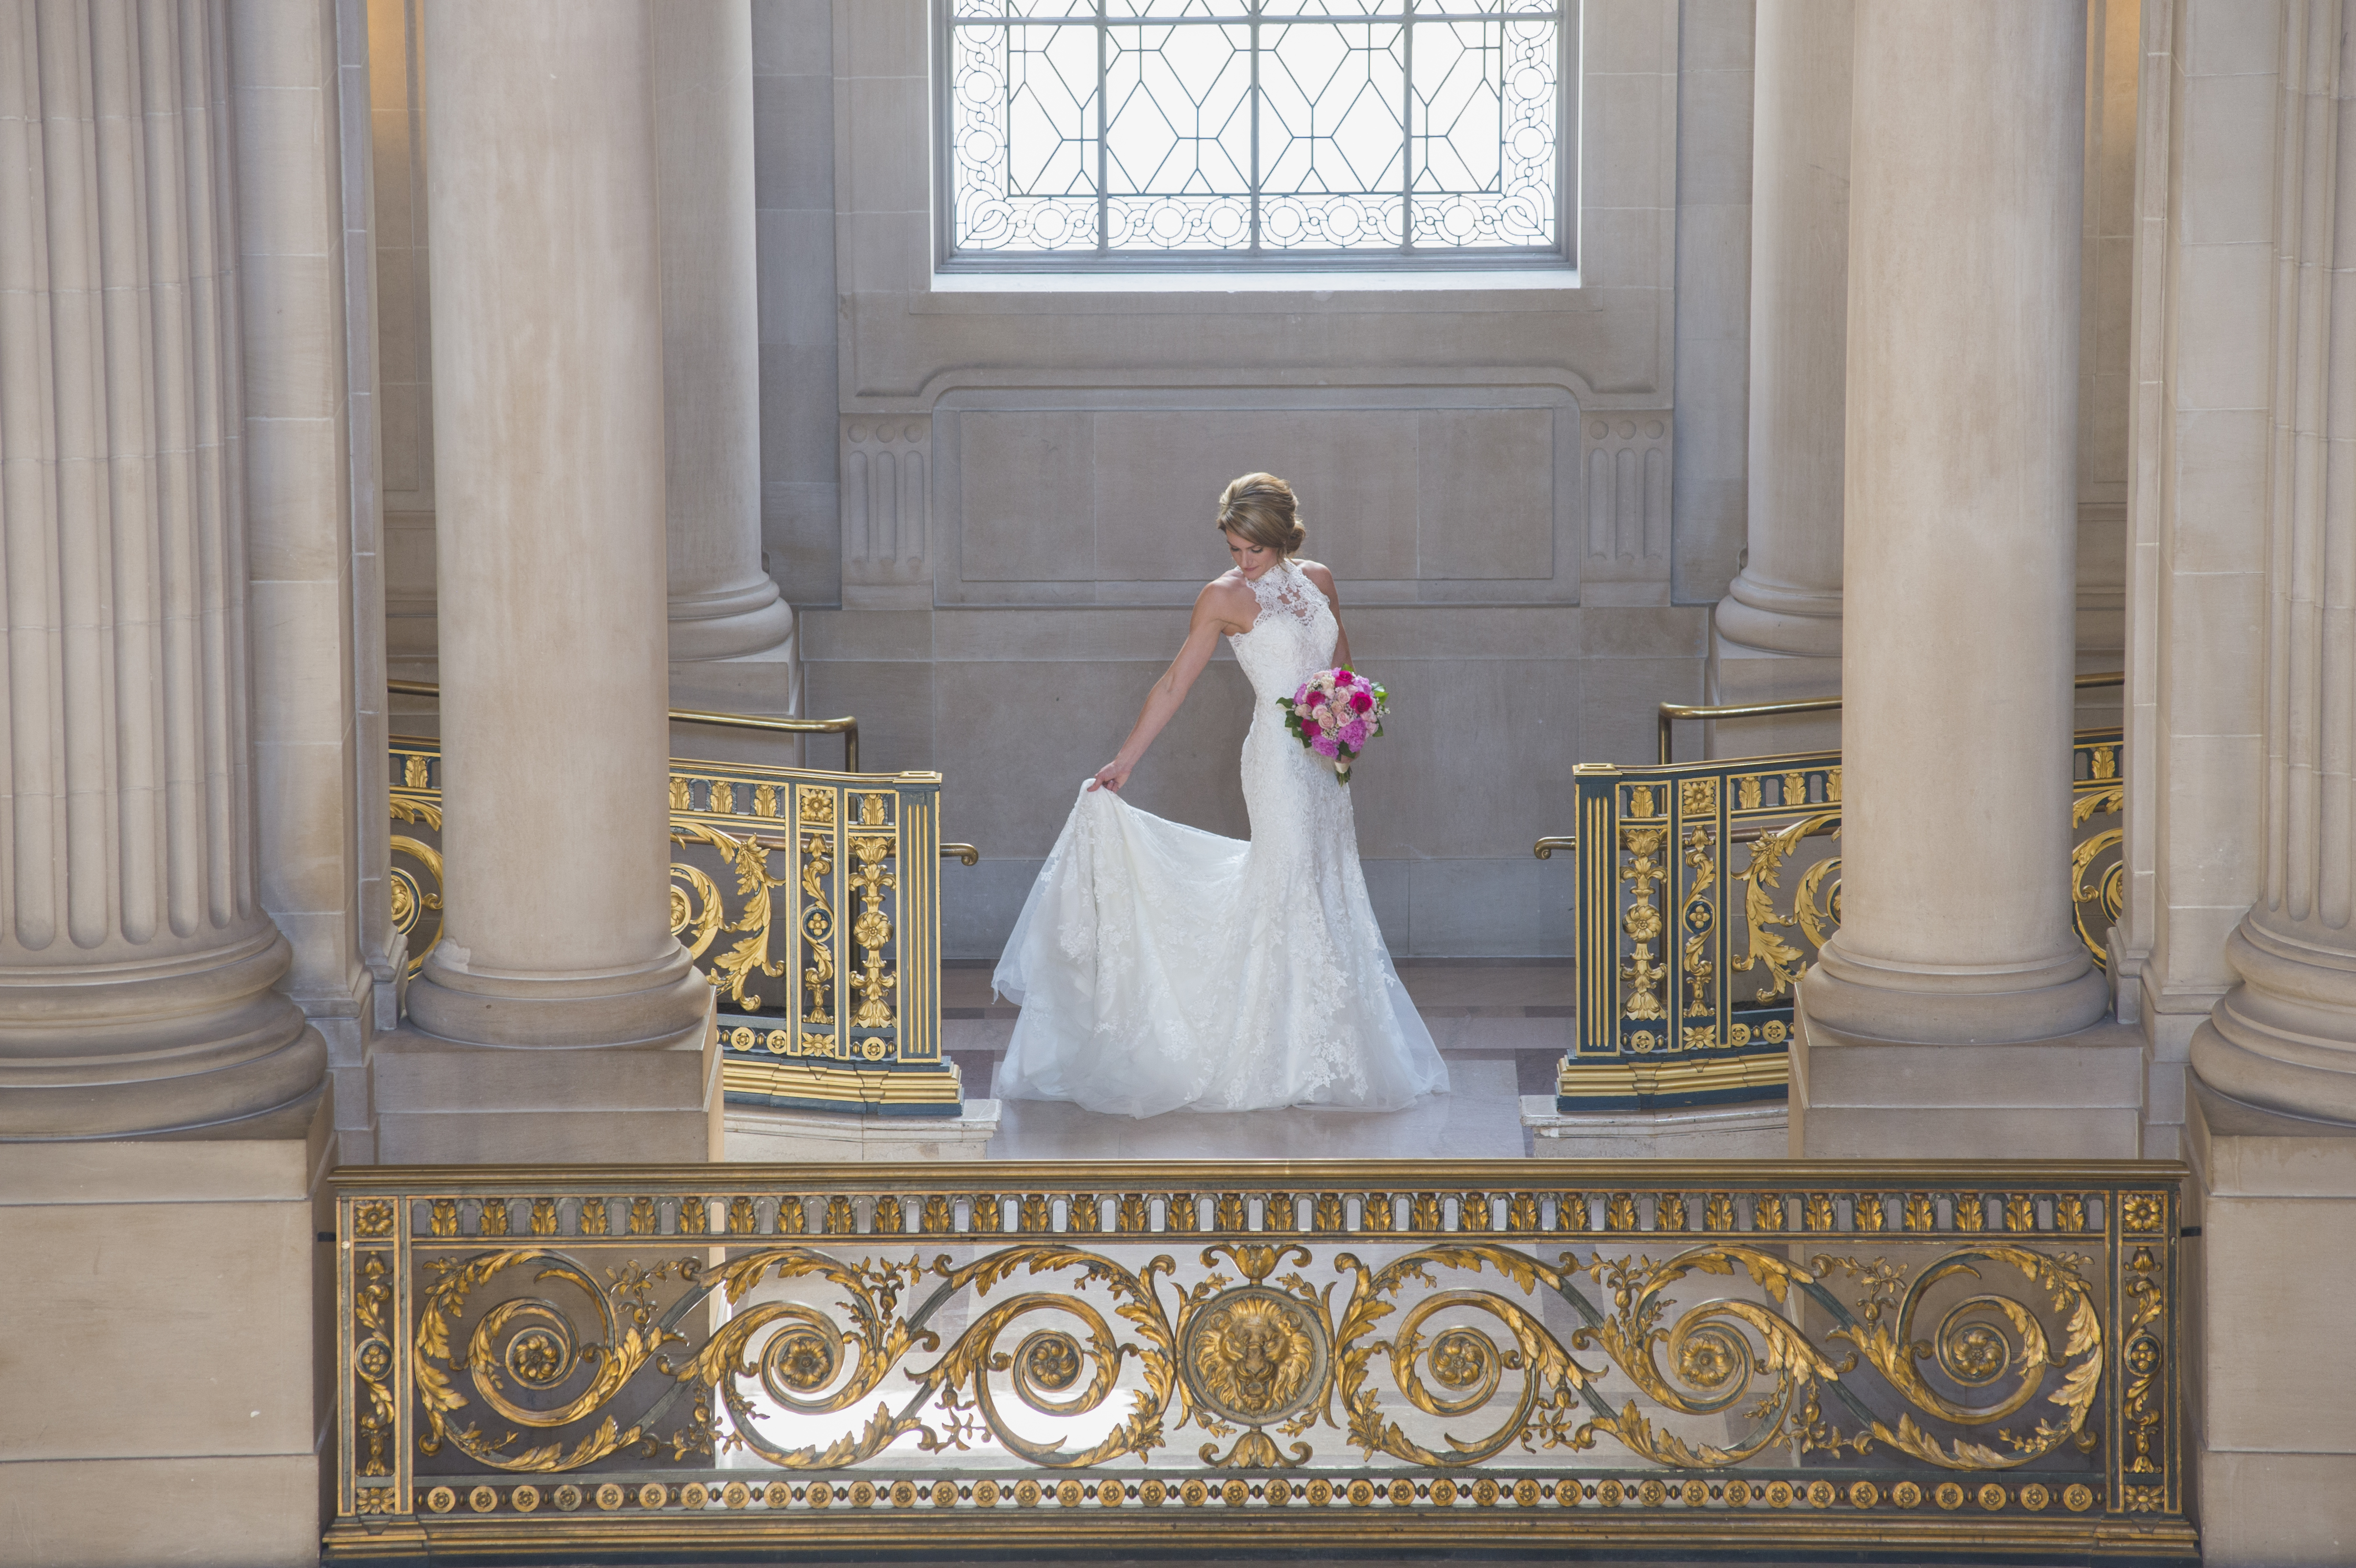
1415, 409, 1555, 580
1093, 411, 1422, 583
802, 657, 933, 776
959, 413, 1096, 581
936, 397, 1581, 604
1345, 654, 1582, 861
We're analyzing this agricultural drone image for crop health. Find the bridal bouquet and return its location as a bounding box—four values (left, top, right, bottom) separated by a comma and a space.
1278, 667, 1387, 784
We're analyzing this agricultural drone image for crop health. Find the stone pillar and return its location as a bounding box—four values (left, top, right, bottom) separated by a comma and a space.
235, 0, 390, 1160
388, 0, 716, 1162
1794, 1, 2136, 1157
2193, 1, 2356, 1127
0, 0, 325, 1139
2167, 11, 2356, 1558
654, 0, 792, 664
0, 9, 332, 1561
1708, 0, 1849, 758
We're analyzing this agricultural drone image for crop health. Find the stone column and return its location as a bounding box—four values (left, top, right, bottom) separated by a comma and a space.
1707, 0, 1849, 757
1795, 1, 2131, 1156
654, 0, 793, 665
0, 0, 325, 1139
390, 0, 716, 1162
2194, 0, 2356, 1126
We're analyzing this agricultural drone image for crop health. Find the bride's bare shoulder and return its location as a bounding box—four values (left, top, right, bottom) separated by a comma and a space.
1193, 569, 1256, 625
1294, 559, 1340, 596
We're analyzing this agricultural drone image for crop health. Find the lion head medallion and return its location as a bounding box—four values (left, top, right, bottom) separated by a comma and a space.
1179, 1285, 1329, 1428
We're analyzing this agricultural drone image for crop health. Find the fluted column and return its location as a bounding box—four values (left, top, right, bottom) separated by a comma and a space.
1798, 2, 2110, 1050
0, 0, 323, 1138
1715, 0, 1850, 663
403, 2, 712, 1079
654, 0, 793, 664
2194, 3, 2356, 1123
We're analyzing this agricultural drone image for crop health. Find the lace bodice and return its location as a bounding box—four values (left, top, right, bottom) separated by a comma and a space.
1229, 559, 1338, 703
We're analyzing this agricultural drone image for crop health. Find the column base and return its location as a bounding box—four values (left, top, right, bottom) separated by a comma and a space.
667, 577, 796, 665
0, 1089, 333, 1568
373, 994, 720, 1165
1791, 990, 2144, 1157
2188, 919, 2356, 1123
724, 1099, 1001, 1161
1803, 932, 2112, 1046
1517, 1095, 1786, 1157
2186, 1080, 2356, 1566
0, 928, 329, 1140
407, 944, 716, 1054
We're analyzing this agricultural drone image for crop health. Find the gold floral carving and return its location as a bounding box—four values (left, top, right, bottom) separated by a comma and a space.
346, 1175, 2180, 1554
1729, 812, 1840, 1002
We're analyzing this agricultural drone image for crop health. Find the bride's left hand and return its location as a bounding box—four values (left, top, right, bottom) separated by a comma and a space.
1089, 758, 1133, 792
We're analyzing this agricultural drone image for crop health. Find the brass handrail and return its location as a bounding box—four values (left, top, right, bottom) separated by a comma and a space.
1655, 670, 2126, 764
388, 678, 859, 773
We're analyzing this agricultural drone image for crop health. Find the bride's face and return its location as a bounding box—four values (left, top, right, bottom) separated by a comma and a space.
1225, 532, 1278, 580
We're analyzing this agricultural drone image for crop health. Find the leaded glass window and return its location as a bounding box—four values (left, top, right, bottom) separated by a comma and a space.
939, 1, 1571, 269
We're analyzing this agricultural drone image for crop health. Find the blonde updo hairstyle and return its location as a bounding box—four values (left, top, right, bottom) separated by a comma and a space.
1216, 472, 1306, 557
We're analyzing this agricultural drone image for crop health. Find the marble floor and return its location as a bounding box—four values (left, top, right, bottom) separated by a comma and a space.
943, 960, 1570, 1162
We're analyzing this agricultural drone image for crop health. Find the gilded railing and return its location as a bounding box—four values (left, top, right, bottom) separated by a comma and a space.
390, 741, 965, 1116
1538, 732, 2124, 1113
324, 1160, 2192, 1562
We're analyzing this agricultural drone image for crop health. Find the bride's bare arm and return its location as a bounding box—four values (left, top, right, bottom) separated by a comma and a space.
1091, 579, 1252, 792
1300, 562, 1351, 668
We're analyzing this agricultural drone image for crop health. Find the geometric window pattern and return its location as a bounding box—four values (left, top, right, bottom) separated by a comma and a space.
944, 0, 1564, 262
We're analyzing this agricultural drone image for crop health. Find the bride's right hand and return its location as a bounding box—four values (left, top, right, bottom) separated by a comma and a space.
1089, 758, 1133, 793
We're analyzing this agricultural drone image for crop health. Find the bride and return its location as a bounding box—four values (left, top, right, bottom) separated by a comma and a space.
992, 473, 1451, 1117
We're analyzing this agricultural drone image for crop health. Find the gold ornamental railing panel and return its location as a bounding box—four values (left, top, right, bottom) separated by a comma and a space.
390, 740, 965, 1116
1537, 730, 2124, 1114
325, 1160, 2192, 1563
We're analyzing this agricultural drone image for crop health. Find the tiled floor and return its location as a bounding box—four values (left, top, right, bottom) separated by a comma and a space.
943, 960, 1570, 1162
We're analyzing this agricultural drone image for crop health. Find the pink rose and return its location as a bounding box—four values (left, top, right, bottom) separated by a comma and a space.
1333, 669, 1354, 686
1313, 733, 1342, 758
1301, 719, 1321, 740
1349, 689, 1374, 713
1341, 718, 1370, 748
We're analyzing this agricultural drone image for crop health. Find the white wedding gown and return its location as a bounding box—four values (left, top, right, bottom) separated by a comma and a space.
991, 559, 1451, 1117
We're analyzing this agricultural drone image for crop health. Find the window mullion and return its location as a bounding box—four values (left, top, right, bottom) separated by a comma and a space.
1096, 2, 1108, 257
1400, 0, 1414, 256
1249, 1, 1261, 254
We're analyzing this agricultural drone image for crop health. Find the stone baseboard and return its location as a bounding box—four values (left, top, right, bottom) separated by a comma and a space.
1519, 1095, 1788, 1158
725, 1099, 1002, 1161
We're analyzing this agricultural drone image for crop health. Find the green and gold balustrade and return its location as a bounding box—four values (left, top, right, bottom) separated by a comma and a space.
1537, 732, 2124, 1114
390, 740, 964, 1116
324, 1159, 2192, 1562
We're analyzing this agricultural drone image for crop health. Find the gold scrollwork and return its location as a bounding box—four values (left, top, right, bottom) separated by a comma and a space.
1730, 812, 1841, 1003
362, 1186, 2168, 1546
670, 822, 792, 1012
2071, 784, 2125, 972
